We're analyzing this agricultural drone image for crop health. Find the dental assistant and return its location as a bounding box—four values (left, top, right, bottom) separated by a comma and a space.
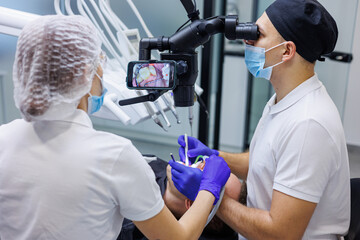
170, 0, 351, 239
0, 15, 231, 240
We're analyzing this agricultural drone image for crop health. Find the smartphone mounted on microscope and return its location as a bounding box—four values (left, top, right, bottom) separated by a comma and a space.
119, 0, 259, 109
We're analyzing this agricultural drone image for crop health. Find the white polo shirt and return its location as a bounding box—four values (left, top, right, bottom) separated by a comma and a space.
0, 110, 164, 240
247, 74, 350, 239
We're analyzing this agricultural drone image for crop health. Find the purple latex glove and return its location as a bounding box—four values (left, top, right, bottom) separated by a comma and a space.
169, 155, 230, 205
178, 135, 219, 164
169, 160, 202, 201
199, 155, 230, 205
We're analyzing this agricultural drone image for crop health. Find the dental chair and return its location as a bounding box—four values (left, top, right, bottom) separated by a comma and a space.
344, 178, 360, 240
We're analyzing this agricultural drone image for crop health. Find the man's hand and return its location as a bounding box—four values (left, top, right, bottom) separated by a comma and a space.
178, 135, 219, 164
199, 155, 230, 205
169, 155, 230, 205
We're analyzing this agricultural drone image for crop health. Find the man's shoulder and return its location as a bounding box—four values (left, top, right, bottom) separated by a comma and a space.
279, 83, 342, 133
299, 86, 344, 137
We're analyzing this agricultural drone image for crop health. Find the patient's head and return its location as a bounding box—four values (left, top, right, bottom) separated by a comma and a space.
165, 161, 242, 207
164, 161, 243, 236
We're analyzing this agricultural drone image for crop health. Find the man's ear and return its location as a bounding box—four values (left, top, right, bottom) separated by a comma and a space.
184, 199, 193, 210
282, 41, 296, 62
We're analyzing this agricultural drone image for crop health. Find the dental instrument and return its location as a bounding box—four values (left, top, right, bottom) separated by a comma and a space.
170, 153, 176, 162
1, 2, 175, 129
65, 0, 75, 15
99, 0, 140, 57
54, 0, 63, 15
185, 133, 189, 166
194, 155, 209, 165
154, 100, 171, 128
195, 93, 209, 119
188, 106, 193, 136
126, 0, 153, 38
78, 0, 172, 130
75, 0, 170, 129
162, 94, 181, 124
77, 0, 127, 70
136, 91, 166, 131
87, 0, 134, 62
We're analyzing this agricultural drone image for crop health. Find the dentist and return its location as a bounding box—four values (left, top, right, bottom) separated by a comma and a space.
170, 0, 351, 239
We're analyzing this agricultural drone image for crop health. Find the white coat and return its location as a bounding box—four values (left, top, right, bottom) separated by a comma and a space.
0, 110, 164, 240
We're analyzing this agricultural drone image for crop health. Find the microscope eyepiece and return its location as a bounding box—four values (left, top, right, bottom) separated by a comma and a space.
224, 16, 259, 41
236, 22, 259, 40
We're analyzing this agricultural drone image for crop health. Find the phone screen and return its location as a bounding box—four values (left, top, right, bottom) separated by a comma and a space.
129, 62, 175, 89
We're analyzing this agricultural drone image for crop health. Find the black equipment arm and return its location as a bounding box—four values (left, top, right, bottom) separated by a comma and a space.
123, 1, 259, 108
180, 0, 200, 21
137, 15, 258, 107
139, 16, 259, 59
119, 90, 167, 106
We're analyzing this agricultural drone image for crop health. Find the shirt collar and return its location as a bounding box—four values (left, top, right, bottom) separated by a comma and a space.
54, 109, 93, 128
268, 73, 322, 115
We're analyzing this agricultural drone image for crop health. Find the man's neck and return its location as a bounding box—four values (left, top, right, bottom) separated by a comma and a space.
270, 64, 315, 104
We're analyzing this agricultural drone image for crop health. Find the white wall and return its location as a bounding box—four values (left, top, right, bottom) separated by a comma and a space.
344, 1, 360, 146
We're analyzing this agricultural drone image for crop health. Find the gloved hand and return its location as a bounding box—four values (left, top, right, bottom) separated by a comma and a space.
169, 160, 203, 201
169, 155, 230, 205
178, 135, 219, 164
199, 155, 230, 205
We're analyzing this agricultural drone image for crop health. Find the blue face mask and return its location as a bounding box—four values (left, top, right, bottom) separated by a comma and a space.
87, 88, 107, 115
245, 42, 286, 80
87, 72, 107, 115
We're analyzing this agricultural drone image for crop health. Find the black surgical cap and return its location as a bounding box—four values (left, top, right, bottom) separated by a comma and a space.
266, 0, 338, 62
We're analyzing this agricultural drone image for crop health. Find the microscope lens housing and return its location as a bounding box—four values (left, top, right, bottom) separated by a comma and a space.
120, 0, 259, 108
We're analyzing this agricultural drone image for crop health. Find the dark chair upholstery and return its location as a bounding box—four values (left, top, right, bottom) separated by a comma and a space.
345, 178, 360, 240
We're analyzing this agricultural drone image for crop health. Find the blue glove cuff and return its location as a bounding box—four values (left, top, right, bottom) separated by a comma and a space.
199, 183, 221, 205
212, 149, 219, 156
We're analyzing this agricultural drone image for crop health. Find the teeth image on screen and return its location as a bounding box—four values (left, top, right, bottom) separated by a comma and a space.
133, 63, 171, 87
